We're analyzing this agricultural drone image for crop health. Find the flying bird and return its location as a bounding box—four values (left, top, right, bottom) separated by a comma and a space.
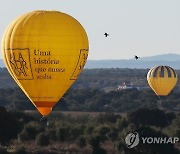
134, 55, 140, 60
104, 33, 109, 37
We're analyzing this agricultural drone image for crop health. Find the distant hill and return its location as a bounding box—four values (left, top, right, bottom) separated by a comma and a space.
85, 53, 180, 69
1, 53, 180, 69
139, 53, 180, 61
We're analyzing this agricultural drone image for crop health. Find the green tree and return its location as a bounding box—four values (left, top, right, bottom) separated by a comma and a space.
0, 107, 21, 144
36, 133, 50, 146
127, 108, 175, 128
76, 135, 87, 148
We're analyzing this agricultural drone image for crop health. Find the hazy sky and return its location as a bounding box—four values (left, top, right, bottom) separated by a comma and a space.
1, 0, 180, 60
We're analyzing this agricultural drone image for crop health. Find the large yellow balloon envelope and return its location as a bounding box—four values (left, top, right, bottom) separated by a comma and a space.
147, 66, 178, 96
1, 10, 89, 116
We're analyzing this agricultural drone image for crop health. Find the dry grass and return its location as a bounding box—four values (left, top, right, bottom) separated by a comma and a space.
9, 140, 92, 154
8, 140, 118, 154
25, 110, 127, 118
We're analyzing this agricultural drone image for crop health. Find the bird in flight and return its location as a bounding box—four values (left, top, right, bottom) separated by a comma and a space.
134, 55, 140, 60
104, 33, 109, 37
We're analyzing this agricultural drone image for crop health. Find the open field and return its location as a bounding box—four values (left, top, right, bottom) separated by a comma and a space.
24, 110, 127, 118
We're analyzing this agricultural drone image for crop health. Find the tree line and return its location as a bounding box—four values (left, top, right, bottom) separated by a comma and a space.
0, 88, 179, 113
1, 68, 180, 89
0, 107, 179, 153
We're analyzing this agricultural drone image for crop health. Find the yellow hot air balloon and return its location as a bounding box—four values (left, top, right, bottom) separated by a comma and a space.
147, 65, 178, 96
2, 10, 89, 116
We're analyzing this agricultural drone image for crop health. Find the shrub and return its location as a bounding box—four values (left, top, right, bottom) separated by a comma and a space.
85, 125, 95, 135
0, 145, 8, 154
68, 125, 84, 140
15, 146, 27, 154
163, 115, 180, 138
106, 129, 118, 141
95, 113, 121, 124
93, 124, 110, 142
87, 134, 101, 148
92, 147, 107, 154
11, 111, 35, 124
76, 136, 87, 148
46, 129, 57, 141
0, 107, 21, 144
18, 130, 28, 142
116, 118, 128, 130
19, 122, 44, 141
127, 108, 175, 128
35, 133, 50, 146
57, 126, 70, 142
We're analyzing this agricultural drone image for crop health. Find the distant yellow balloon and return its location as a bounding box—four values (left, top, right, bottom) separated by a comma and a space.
2, 10, 89, 116
147, 66, 178, 96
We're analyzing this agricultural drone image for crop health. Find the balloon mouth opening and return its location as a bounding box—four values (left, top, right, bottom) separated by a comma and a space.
33, 101, 57, 116
37, 107, 52, 116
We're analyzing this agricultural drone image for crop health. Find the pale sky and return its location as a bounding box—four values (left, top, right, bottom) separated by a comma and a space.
1, 0, 180, 60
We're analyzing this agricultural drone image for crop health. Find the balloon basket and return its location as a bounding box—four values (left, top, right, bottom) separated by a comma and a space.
39, 116, 49, 126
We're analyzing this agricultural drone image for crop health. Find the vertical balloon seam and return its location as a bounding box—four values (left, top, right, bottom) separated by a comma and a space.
152, 66, 159, 95
148, 69, 157, 95
10, 13, 36, 103
24, 12, 38, 103
155, 66, 161, 95
154, 66, 162, 95
3, 14, 36, 104
165, 66, 171, 77
160, 66, 164, 77
168, 66, 177, 78
4, 14, 28, 85
16, 13, 36, 97
153, 66, 160, 77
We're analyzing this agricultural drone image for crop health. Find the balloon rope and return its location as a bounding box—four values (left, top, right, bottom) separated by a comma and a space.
157, 95, 162, 107
158, 95, 161, 100
40, 116, 49, 126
